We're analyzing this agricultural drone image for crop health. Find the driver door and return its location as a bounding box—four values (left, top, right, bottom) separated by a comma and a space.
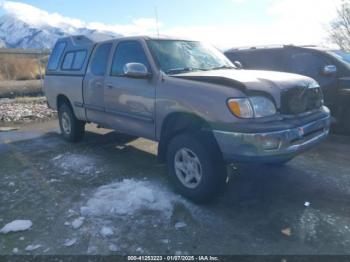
104, 40, 156, 139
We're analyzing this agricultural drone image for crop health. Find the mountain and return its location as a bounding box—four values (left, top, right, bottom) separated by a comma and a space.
0, 14, 121, 49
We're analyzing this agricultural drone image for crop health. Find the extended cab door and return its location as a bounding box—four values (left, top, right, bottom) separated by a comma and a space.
83, 42, 113, 123
103, 40, 156, 139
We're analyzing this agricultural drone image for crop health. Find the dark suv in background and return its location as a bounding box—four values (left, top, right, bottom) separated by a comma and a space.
225, 45, 350, 133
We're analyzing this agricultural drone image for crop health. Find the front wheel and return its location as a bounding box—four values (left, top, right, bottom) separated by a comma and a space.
58, 103, 85, 143
166, 133, 227, 203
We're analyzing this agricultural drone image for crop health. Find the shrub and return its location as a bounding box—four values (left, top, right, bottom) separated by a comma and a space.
0, 55, 47, 81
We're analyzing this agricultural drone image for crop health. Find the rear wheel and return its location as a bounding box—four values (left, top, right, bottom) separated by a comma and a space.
166, 133, 227, 203
58, 103, 85, 143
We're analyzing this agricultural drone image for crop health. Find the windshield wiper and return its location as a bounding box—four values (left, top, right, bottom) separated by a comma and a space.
166, 67, 208, 75
210, 65, 236, 70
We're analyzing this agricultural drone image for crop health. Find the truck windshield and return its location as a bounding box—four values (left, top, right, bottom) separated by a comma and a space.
147, 40, 235, 75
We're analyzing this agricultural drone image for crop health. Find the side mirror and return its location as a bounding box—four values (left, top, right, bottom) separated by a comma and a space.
124, 63, 151, 78
233, 61, 243, 69
322, 65, 337, 76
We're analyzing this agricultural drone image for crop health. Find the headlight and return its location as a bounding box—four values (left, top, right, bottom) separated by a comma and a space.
249, 96, 276, 117
227, 96, 276, 118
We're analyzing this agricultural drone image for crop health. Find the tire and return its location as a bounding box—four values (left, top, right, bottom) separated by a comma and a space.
58, 103, 85, 143
166, 133, 227, 203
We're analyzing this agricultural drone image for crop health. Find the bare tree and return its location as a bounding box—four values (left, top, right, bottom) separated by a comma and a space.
329, 0, 350, 51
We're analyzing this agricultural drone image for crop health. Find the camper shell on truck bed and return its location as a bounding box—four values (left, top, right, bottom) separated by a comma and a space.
45, 35, 113, 121
45, 36, 96, 121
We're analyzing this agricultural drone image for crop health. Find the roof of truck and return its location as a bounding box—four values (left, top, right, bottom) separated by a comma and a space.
58, 34, 199, 47
225, 44, 334, 53
98, 35, 198, 43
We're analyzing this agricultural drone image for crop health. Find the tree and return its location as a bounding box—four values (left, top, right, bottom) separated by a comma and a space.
329, 0, 350, 51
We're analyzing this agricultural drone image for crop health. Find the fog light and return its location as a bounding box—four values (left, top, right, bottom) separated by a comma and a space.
260, 136, 281, 150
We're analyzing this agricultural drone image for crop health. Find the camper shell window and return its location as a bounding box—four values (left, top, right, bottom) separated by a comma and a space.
47, 42, 67, 71
61, 50, 87, 71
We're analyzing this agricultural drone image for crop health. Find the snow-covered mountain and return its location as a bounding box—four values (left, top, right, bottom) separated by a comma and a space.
0, 14, 121, 49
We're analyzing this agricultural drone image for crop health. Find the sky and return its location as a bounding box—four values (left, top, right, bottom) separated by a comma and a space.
0, 0, 342, 49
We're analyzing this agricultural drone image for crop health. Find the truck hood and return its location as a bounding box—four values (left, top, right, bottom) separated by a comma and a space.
172, 69, 318, 107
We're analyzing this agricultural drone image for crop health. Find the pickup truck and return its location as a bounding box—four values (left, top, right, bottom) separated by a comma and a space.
45, 35, 331, 202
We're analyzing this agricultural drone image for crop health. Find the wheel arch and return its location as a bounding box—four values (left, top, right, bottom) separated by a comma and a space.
57, 94, 73, 110
56, 94, 86, 121
157, 112, 221, 163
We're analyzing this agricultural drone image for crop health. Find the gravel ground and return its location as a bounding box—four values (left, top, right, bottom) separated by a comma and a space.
0, 97, 56, 124
0, 120, 349, 256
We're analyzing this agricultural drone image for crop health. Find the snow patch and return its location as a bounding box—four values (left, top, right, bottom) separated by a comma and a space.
136, 247, 144, 253
100, 226, 114, 237
12, 248, 19, 254
52, 154, 63, 161
175, 222, 187, 229
108, 243, 119, 252
161, 239, 170, 244
25, 244, 41, 251
0, 220, 32, 234
71, 217, 85, 229
81, 179, 179, 218
63, 238, 77, 247
52, 153, 100, 174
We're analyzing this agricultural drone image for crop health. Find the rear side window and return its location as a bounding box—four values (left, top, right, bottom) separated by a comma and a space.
47, 42, 66, 71
61, 50, 87, 71
225, 52, 241, 63
111, 41, 150, 76
91, 43, 112, 76
232, 49, 287, 71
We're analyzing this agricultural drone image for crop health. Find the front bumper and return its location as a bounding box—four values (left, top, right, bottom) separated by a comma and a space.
213, 113, 331, 163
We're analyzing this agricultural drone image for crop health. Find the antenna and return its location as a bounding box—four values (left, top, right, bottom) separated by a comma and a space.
154, 6, 160, 38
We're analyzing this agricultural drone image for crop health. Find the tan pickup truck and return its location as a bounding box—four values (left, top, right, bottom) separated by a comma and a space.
45, 35, 331, 202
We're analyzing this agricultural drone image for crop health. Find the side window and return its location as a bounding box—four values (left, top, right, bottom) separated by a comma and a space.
62, 52, 74, 70
72, 51, 87, 70
288, 52, 327, 78
111, 41, 150, 76
61, 50, 87, 71
91, 43, 112, 76
239, 50, 286, 71
225, 52, 241, 63
47, 42, 66, 71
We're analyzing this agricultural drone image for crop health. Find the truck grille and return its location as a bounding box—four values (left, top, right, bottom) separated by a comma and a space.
280, 87, 323, 115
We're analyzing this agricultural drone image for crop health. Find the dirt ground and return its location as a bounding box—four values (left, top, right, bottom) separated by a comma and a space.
0, 80, 42, 98
0, 120, 349, 255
